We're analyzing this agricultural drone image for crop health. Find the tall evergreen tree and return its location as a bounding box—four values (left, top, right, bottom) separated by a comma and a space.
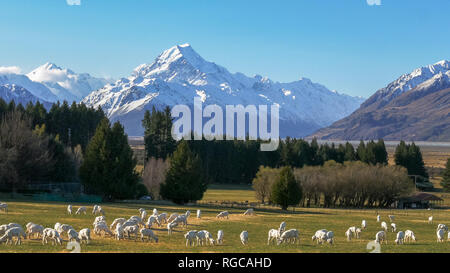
441, 158, 450, 192
270, 166, 302, 210
142, 106, 176, 160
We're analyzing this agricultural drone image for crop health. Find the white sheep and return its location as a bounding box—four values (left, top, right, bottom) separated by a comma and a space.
277, 229, 299, 245
390, 223, 397, 233
75, 206, 87, 215
197, 210, 201, 219
202, 230, 215, 245
437, 228, 445, 242
217, 230, 224, 245
185, 210, 191, 218
388, 215, 395, 222
110, 218, 126, 230
240, 231, 249, 245
158, 213, 168, 224
312, 229, 328, 244
381, 221, 388, 231
78, 228, 91, 244
146, 215, 160, 228
267, 229, 280, 245
140, 210, 148, 222
92, 205, 99, 215
153, 208, 158, 216
185, 230, 197, 247
0, 227, 27, 245
404, 230, 417, 243
361, 220, 367, 229
27, 223, 44, 239
171, 215, 187, 227
0, 202, 7, 213
115, 223, 124, 240
140, 228, 158, 243
67, 205, 72, 215
67, 229, 80, 242
428, 216, 433, 224
355, 228, 362, 239
195, 230, 207, 246
448, 231, 450, 242
243, 208, 255, 216
94, 222, 114, 237
326, 231, 334, 245
128, 216, 143, 227
345, 228, 353, 241
167, 221, 178, 235
0, 225, 8, 236
123, 225, 139, 240
375, 231, 387, 244
216, 211, 229, 219
395, 231, 405, 245
93, 216, 106, 227
42, 228, 63, 245
279, 222, 286, 235
167, 213, 179, 223
437, 224, 448, 232
376, 214, 381, 222
54, 222, 62, 232
7, 223, 22, 230
58, 224, 74, 238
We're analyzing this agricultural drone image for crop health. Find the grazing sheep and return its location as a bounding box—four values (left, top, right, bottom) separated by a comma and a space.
217, 230, 224, 245
312, 229, 328, 244
92, 205, 99, 215
123, 225, 139, 240
0, 227, 27, 245
140, 228, 158, 243
375, 231, 387, 245
158, 213, 168, 224
94, 222, 114, 237
140, 210, 148, 222
78, 228, 91, 244
437, 224, 448, 232
326, 231, 334, 245
115, 223, 124, 240
437, 228, 445, 243
267, 229, 280, 245
395, 231, 405, 245
185, 230, 197, 247
185, 210, 191, 218
75, 206, 87, 215
377, 215, 381, 222
167, 221, 178, 235
153, 208, 158, 216
128, 216, 143, 226
110, 218, 126, 230
277, 229, 299, 245
7, 223, 22, 230
93, 216, 106, 227
202, 230, 215, 245
0, 225, 8, 236
97, 206, 105, 215
54, 222, 61, 232
171, 215, 187, 227
67, 205, 72, 215
42, 228, 63, 245
381, 221, 388, 231
345, 228, 353, 241
197, 210, 201, 219
167, 213, 179, 223
355, 228, 362, 239
361, 220, 367, 229
404, 230, 417, 243
388, 215, 395, 222
0, 202, 7, 213
27, 224, 44, 239
67, 229, 80, 242
428, 216, 433, 224
240, 231, 249, 245
146, 215, 160, 228
448, 231, 450, 242
279, 222, 286, 235
195, 230, 207, 246
390, 223, 397, 233
216, 211, 229, 219
58, 224, 74, 238
243, 208, 255, 216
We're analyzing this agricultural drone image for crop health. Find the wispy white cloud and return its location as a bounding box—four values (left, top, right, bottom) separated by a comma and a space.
0, 66, 22, 74
66, 0, 81, 6
366, 0, 381, 6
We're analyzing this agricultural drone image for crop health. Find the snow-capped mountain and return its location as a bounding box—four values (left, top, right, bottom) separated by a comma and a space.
27, 62, 113, 102
0, 72, 59, 102
309, 60, 450, 141
0, 84, 52, 108
83, 44, 365, 137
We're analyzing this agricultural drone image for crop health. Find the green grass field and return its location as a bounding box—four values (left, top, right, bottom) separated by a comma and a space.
1, 197, 449, 253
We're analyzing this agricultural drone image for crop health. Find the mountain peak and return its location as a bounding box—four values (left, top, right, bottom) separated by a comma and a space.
156, 43, 205, 67
41, 62, 62, 71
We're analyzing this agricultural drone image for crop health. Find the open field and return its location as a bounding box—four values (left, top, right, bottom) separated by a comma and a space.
0, 200, 449, 253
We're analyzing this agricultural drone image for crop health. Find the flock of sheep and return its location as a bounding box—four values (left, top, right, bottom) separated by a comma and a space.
0, 202, 449, 251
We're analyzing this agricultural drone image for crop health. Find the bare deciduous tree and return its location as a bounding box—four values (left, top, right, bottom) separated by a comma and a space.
142, 157, 169, 200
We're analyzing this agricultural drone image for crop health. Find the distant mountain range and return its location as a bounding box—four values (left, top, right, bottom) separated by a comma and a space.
309, 60, 450, 141
0, 84, 52, 109
82, 44, 364, 137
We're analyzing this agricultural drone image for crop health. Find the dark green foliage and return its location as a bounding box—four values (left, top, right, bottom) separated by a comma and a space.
79, 119, 143, 200
441, 158, 450, 192
394, 141, 428, 178
160, 141, 206, 204
142, 106, 176, 160
270, 166, 302, 210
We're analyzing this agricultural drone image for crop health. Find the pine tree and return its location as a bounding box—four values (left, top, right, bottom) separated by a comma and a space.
160, 141, 206, 204
79, 118, 142, 200
270, 166, 302, 210
356, 140, 366, 163
441, 158, 450, 192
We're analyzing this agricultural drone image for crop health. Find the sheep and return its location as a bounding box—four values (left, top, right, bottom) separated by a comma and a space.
92, 205, 99, 215
115, 223, 124, 240
0, 227, 26, 245
216, 211, 229, 219
7, 223, 22, 230
195, 230, 207, 246
42, 228, 63, 245
243, 208, 255, 216
93, 216, 106, 227
217, 230, 224, 245
375, 231, 387, 245
345, 228, 353, 241
122, 219, 140, 230
437, 228, 445, 243
395, 231, 405, 245
158, 213, 168, 224
97, 206, 105, 215
197, 210, 201, 219
0, 225, 8, 236
312, 229, 328, 244
267, 229, 280, 245
152, 208, 158, 216
167, 213, 179, 223
67, 205, 72, 215
128, 216, 143, 227
54, 222, 61, 232
0, 202, 7, 213
140, 210, 148, 222
279, 222, 286, 235
428, 216, 433, 224
140, 228, 158, 243
94, 222, 114, 237
388, 215, 395, 222
75, 206, 87, 215
326, 231, 334, 245
167, 221, 178, 235
110, 218, 126, 230
390, 223, 397, 233
185, 210, 191, 218
448, 231, 450, 242
202, 230, 215, 245
146, 215, 160, 228
277, 229, 299, 245
78, 228, 91, 244
123, 225, 139, 240
26, 223, 44, 239
381, 221, 388, 231
58, 224, 74, 238
240, 231, 249, 245
67, 229, 80, 242
361, 220, 367, 230
355, 228, 362, 239
437, 224, 448, 232
376, 215, 380, 222
185, 230, 197, 247
404, 230, 417, 243
171, 215, 187, 227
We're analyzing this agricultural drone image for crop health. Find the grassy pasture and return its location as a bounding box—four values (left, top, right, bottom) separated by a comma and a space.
0, 200, 449, 253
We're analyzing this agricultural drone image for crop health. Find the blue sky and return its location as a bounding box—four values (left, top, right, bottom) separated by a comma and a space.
0, 0, 449, 97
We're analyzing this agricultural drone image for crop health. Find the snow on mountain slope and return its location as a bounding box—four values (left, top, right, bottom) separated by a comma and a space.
0, 71, 59, 102
27, 62, 113, 102
0, 84, 52, 108
83, 44, 365, 137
